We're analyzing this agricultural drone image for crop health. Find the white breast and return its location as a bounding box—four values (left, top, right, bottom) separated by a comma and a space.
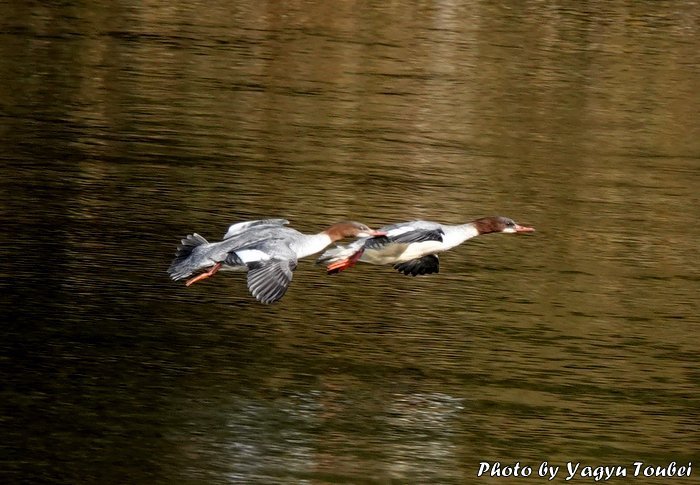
396, 241, 447, 261
360, 240, 444, 264
442, 224, 479, 249
361, 223, 479, 264
291, 233, 333, 259
236, 249, 271, 264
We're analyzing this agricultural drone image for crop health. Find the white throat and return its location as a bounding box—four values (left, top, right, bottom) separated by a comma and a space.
293, 233, 333, 259
442, 223, 480, 249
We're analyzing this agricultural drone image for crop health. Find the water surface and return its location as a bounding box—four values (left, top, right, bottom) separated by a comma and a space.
1, 1, 698, 483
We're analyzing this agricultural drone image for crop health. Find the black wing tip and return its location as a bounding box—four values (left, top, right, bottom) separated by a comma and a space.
423, 229, 444, 243
225, 251, 244, 266
364, 235, 391, 250
373, 229, 443, 246
393, 255, 440, 277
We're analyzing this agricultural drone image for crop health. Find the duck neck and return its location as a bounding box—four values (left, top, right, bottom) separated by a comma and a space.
441, 223, 481, 249
293, 232, 333, 259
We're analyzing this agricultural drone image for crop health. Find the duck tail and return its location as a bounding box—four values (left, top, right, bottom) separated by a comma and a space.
168, 233, 208, 280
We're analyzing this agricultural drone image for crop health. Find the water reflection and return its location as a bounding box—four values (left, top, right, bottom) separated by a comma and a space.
1, 0, 699, 483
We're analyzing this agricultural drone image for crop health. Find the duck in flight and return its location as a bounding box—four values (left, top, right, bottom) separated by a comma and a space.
317, 216, 534, 276
168, 219, 385, 304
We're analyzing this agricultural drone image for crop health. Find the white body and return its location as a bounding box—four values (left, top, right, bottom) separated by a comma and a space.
318, 221, 480, 266
223, 233, 332, 269
364, 224, 479, 263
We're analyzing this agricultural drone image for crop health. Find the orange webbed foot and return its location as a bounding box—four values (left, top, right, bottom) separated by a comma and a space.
185, 262, 222, 286
326, 249, 364, 275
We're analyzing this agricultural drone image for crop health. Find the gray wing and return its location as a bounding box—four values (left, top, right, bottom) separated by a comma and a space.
220, 226, 297, 251
365, 221, 444, 250
241, 241, 297, 304
223, 219, 289, 239
246, 259, 297, 304
393, 254, 440, 276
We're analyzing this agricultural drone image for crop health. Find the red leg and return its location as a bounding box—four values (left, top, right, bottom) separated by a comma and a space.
186, 262, 222, 286
327, 249, 364, 275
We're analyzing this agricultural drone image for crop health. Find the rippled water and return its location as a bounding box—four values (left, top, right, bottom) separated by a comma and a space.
1, 1, 699, 483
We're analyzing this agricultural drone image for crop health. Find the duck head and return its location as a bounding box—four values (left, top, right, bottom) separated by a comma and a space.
325, 221, 386, 242
474, 216, 535, 235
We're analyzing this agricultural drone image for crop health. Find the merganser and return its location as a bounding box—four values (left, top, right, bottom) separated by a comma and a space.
317, 216, 535, 276
168, 219, 384, 304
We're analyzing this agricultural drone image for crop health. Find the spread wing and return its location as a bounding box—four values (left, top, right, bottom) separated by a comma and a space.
223, 219, 289, 239
246, 259, 297, 304
364, 222, 444, 250
393, 254, 440, 276
241, 241, 297, 304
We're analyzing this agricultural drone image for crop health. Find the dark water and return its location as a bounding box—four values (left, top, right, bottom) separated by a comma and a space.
1, 1, 699, 483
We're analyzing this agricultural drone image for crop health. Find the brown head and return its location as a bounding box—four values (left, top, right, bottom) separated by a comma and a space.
324, 221, 386, 242
473, 216, 535, 235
